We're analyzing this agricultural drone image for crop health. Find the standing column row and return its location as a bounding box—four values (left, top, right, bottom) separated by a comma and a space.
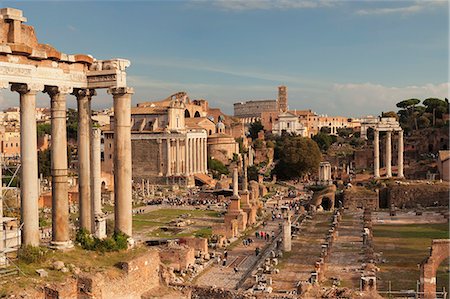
373, 129, 403, 179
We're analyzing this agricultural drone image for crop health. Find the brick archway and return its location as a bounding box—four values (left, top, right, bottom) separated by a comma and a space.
419, 239, 450, 299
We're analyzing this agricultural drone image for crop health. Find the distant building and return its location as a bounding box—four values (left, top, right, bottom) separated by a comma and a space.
234, 85, 287, 123
103, 92, 215, 188
272, 111, 307, 137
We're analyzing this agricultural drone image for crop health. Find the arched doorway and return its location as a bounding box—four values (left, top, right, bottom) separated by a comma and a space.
321, 197, 332, 211
194, 111, 200, 117
185, 109, 191, 118
419, 239, 450, 299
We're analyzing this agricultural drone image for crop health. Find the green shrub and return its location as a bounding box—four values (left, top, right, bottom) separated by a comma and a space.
18, 245, 49, 264
75, 229, 128, 252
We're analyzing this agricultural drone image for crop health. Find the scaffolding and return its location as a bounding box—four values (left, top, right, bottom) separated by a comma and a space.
0, 154, 21, 268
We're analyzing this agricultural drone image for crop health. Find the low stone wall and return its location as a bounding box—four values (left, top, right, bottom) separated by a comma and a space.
43, 249, 161, 299
159, 245, 195, 271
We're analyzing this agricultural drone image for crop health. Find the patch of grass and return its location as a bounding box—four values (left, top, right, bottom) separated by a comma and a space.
194, 227, 212, 238
132, 220, 161, 231
374, 223, 449, 291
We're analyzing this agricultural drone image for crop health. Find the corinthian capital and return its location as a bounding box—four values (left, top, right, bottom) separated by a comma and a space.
72, 88, 97, 99
11, 83, 44, 95
108, 87, 134, 96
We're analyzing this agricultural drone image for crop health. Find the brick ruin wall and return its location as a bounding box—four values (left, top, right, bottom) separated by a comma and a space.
43, 249, 161, 299
342, 189, 378, 210
381, 183, 449, 209
131, 139, 160, 179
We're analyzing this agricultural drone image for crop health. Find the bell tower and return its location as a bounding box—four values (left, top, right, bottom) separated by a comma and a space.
278, 85, 287, 112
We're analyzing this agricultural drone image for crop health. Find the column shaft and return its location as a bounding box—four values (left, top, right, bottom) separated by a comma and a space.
176, 138, 180, 175
398, 130, 404, 178
90, 128, 102, 229
167, 139, 171, 176
185, 138, 189, 175
47, 86, 70, 245
13, 84, 40, 246
76, 90, 93, 232
110, 87, 133, 236
374, 129, 380, 178
386, 131, 392, 178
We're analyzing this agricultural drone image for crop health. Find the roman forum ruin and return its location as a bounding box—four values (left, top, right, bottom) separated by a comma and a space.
360, 117, 404, 178
0, 5, 447, 299
0, 8, 133, 248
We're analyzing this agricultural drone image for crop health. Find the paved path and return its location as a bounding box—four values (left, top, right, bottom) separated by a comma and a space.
271, 212, 333, 292
195, 217, 282, 289
325, 211, 364, 289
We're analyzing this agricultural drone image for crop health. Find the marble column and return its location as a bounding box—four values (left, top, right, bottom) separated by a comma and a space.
12, 83, 41, 246
192, 138, 196, 174
200, 138, 204, 173
46, 86, 72, 248
193, 138, 197, 174
109, 87, 134, 237
243, 154, 249, 192
397, 130, 404, 178
74, 89, 95, 232
204, 137, 208, 173
374, 129, 380, 178
385, 131, 392, 178
185, 138, 189, 175
190, 138, 194, 174
166, 139, 171, 176
91, 128, 105, 238
176, 138, 180, 175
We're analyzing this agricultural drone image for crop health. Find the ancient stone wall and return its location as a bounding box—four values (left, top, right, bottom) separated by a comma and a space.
342, 187, 378, 210
384, 183, 449, 208
179, 237, 208, 255
43, 249, 161, 299
159, 245, 195, 271
233, 100, 277, 118
131, 139, 160, 178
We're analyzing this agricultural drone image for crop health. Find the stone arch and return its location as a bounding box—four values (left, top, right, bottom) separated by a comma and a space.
184, 109, 191, 118
194, 111, 200, 118
321, 196, 333, 210
419, 239, 450, 299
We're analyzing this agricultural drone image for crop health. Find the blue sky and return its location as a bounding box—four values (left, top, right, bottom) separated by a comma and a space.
0, 0, 448, 117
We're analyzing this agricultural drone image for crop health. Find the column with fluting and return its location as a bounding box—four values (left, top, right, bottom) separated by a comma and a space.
109, 87, 134, 237
374, 129, 380, 178
397, 130, 404, 178
386, 130, 392, 178
166, 138, 171, 176
176, 138, 180, 175
74, 89, 95, 232
185, 137, 189, 175
12, 83, 41, 246
46, 86, 72, 248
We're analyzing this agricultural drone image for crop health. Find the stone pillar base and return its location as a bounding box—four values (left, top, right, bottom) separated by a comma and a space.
94, 217, 107, 239
127, 237, 135, 249
49, 240, 74, 250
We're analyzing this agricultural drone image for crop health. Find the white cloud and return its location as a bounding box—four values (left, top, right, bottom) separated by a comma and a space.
326, 82, 450, 117
355, 0, 447, 16
133, 57, 328, 89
